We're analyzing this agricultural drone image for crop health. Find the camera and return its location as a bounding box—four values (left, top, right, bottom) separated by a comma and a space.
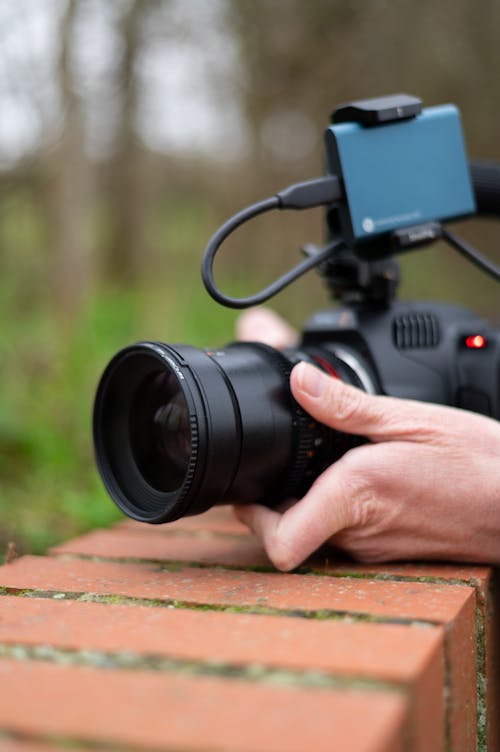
93, 94, 500, 525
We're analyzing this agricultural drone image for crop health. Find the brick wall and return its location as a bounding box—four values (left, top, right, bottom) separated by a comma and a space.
0, 506, 498, 751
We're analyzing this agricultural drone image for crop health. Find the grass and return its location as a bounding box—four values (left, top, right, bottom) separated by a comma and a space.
0, 274, 246, 556
0, 185, 243, 556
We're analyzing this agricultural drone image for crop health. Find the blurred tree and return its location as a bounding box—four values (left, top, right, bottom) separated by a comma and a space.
225, 0, 500, 165
220, 0, 500, 314
43, 0, 93, 313
103, 0, 156, 285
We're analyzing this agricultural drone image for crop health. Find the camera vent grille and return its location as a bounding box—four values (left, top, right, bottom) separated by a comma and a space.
392, 313, 440, 349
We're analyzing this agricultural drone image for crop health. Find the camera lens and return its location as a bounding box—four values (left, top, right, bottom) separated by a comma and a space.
130, 369, 191, 493
93, 345, 202, 523
93, 340, 366, 524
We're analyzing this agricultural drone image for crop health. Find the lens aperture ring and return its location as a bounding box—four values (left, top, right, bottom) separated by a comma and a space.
237, 343, 320, 502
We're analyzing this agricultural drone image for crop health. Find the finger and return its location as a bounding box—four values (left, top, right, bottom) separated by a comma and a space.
236, 307, 298, 348
290, 361, 446, 443
233, 504, 286, 566
234, 466, 353, 571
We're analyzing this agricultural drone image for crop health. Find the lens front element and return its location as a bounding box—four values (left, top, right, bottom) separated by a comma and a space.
130, 369, 191, 493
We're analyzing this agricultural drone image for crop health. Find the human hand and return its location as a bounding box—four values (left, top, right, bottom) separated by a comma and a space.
234, 308, 500, 571
236, 307, 299, 349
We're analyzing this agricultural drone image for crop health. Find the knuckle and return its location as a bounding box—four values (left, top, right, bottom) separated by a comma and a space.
325, 382, 366, 423
347, 480, 379, 529
334, 454, 379, 528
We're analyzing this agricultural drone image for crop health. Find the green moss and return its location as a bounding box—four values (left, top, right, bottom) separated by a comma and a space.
475, 605, 487, 751
0, 641, 402, 695
0, 586, 439, 632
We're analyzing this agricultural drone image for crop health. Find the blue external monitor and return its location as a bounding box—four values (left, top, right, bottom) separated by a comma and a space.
325, 104, 476, 245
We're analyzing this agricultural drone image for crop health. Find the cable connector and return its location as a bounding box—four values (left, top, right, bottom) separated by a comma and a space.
276, 175, 343, 210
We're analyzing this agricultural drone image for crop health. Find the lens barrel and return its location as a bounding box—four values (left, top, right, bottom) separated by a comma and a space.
93, 340, 362, 523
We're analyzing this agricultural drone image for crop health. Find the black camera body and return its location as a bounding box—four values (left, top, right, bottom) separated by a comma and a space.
93, 95, 500, 525
301, 300, 499, 416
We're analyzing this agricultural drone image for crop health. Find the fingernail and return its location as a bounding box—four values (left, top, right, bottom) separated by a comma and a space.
295, 362, 327, 398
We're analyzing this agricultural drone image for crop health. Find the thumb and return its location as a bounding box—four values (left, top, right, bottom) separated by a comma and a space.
290, 361, 437, 443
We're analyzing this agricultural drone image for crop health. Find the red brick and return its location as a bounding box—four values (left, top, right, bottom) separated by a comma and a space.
0, 658, 408, 752
0, 741, 62, 751
0, 595, 440, 680
118, 502, 491, 751
315, 559, 494, 750
0, 594, 445, 749
88, 509, 497, 749
119, 504, 250, 536
51, 527, 271, 568
0, 555, 475, 749
316, 558, 492, 585
0, 555, 472, 623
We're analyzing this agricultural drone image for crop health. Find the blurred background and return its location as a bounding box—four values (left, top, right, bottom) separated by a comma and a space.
1, 0, 499, 555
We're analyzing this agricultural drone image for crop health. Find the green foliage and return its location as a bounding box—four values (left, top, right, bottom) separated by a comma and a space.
0, 277, 244, 556
0, 182, 245, 557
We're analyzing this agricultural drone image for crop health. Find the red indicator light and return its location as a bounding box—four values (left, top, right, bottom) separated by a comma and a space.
465, 334, 487, 349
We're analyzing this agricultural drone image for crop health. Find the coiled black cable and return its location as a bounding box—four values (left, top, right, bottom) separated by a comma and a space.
202, 161, 500, 309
